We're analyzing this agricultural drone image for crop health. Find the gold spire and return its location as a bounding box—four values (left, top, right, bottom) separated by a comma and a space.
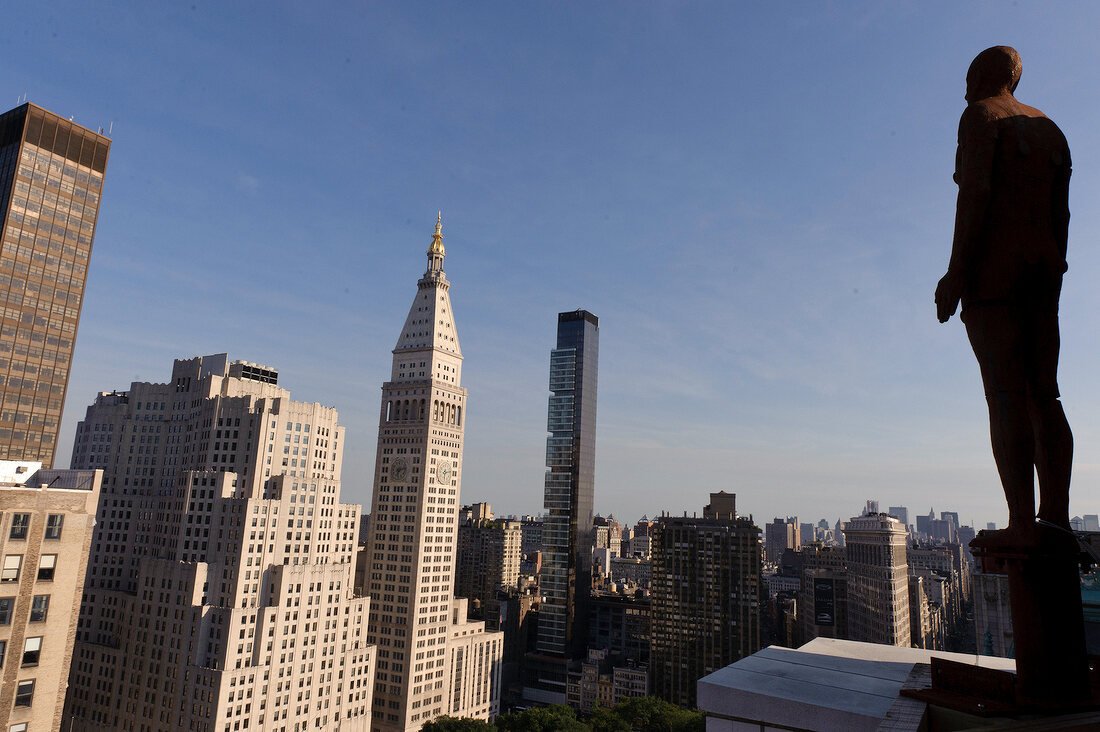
428, 211, 445, 256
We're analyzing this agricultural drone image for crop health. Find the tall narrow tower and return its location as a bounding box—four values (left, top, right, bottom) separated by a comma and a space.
533, 309, 598, 697
365, 216, 502, 731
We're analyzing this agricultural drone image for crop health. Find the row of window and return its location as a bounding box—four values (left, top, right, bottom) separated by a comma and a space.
0, 634, 43, 668
5, 512, 63, 540
0, 593, 48, 623
0, 553, 56, 582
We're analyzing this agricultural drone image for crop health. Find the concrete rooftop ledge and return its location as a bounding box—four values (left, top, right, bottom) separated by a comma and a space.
697, 640, 1016, 732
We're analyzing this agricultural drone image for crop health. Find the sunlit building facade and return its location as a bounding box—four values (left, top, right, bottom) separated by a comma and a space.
0, 462, 101, 732
62, 354, 374, 731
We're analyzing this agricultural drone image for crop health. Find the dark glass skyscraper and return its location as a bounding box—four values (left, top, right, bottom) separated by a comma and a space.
0, 103, 109, 466
537, 310, 598, 680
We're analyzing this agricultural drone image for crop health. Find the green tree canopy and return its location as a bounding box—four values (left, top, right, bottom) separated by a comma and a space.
495, 705, 588, 732
590, 697, 705, 732
420, 716, 494, 732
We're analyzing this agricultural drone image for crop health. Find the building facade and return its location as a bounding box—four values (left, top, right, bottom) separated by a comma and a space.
363, 217, 502, 730
533, 309, 598, 696
843, 514, 911, 647
0, 103, 110, 467
455, 503, 522, 629
0, 462, 101, 732
798, 542, 848, 643
973, 570, 1013, 657
62, 354, 374, 731
650, 495, 761, 708
764, 518, 796, 564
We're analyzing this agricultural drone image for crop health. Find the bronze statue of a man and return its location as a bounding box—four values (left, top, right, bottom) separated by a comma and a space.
936, 46, 1073, 537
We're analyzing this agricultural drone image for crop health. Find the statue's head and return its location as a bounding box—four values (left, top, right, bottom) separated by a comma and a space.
966, 46, 1022, 103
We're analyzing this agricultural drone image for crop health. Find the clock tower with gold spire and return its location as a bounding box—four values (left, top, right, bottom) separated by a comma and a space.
365, 215, 502, 730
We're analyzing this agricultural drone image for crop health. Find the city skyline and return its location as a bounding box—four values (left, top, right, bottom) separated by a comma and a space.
6, 4, 1100, 526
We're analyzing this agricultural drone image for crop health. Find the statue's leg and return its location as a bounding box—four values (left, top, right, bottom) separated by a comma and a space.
965, 305, 1037, 531
1030, 397, 1071, 529
985, 390, 1037, 529
1028, 307, 1072, 530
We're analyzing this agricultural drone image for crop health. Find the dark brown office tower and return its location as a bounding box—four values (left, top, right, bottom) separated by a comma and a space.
0, 104, 109, 466
650, 494, 761, 708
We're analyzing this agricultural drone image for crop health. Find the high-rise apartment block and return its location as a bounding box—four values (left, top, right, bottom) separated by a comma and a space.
534, 309, 598, 696
650, 494, 760, 708
456, 502, 521, 629
0, 104, 110, 467
363, 218, 502, 730
843, 514, 910, 647
764, 517, 796, 564
0, 461, 101, 732
62, 354, 375, 731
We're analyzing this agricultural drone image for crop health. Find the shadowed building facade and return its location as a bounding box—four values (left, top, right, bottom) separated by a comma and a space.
0, 104, 109, 467
650, 495, 761, 708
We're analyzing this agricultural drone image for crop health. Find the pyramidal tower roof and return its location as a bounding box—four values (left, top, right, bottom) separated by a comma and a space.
393, 213, 461, 357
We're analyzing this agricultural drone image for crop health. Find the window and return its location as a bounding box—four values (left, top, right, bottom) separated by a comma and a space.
44, 514, 63, 540
0, 598, 11, 624
11, 723, 29, 732
13, 679, 33, 707
36, 555, 56, 581
29, 595, 48, 622
1, 555, 21, 582
9, 514, 29, 540
21, 637, 40, 666
0, 640, 5, 668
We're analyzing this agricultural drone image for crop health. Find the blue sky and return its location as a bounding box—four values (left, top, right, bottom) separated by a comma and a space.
5, 2, 1100, 529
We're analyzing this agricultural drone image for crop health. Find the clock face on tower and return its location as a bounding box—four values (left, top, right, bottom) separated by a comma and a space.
437, 460, 452, 484
391, 457, 409, 482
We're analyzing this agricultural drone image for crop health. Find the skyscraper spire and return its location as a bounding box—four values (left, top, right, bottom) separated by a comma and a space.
426, 211, 446, 277
428, 211, 445, 255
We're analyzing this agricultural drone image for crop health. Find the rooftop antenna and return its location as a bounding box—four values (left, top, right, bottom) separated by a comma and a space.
108, 121, 113, 135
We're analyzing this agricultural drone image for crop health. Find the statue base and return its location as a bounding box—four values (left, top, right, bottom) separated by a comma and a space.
905, 523, 1096, 715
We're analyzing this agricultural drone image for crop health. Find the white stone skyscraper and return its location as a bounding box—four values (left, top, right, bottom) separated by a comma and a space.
365, 216, 502, 731
62, 354, 375, 731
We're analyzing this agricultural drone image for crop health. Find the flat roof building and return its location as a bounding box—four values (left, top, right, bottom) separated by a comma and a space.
0, 104, 110, 467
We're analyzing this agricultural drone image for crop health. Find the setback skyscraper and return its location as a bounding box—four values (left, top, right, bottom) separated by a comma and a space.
533, 309, 598, 699
0, 103, 109, 466
63, 354, 375, 731
363, 216, 502, 730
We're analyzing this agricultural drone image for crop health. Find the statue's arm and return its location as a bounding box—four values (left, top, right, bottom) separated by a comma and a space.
937, 106, 995, 322
1053, 149, 1071, 264
948, 106, 996, 277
